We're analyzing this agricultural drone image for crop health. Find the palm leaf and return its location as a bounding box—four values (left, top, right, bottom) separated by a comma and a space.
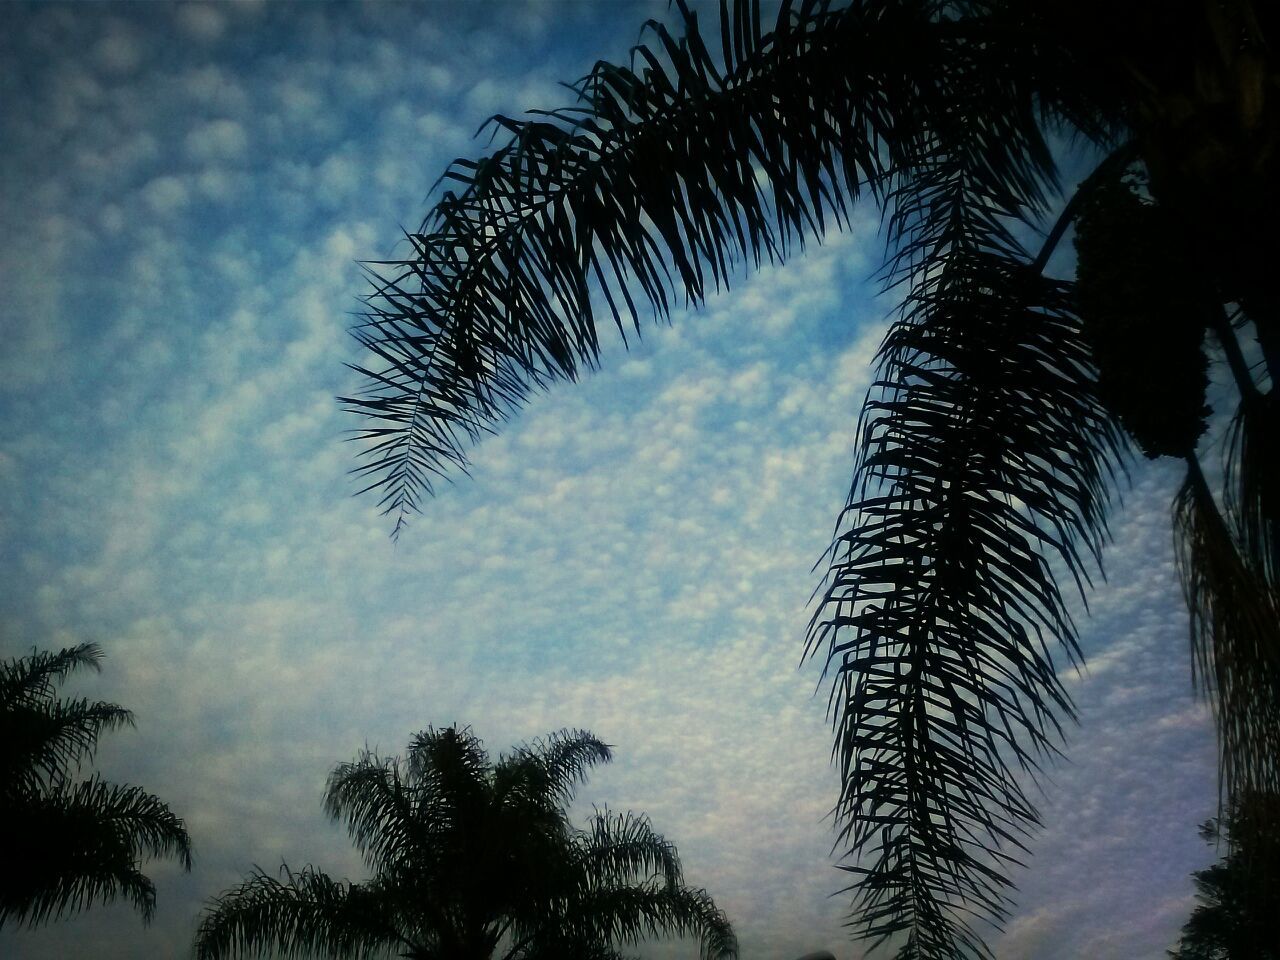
0, 643, 104, 702
1, 641, 135, 793
343, 0, 932, 529
511, 728, 612, 807
809, 252, 1122, 955
1174, 458, 1280, 803
325, 753, 428, 876
549, 882, 738, 960
0, 775, 192, 928
575, 810, 682, 891
194, 866, 404, 960
0, 696, 133, 794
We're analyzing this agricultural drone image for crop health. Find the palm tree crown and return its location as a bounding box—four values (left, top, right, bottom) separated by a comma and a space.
195, 725, 737, 960
343, 1, 1279, 956
0, 642, 193, 929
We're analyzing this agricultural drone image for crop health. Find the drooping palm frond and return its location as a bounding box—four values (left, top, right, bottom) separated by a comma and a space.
1224, 393, 1280, 590
0, 776, 193, 928
796, 15, 1131, 947
0, 644, 191, 931
343, 0, 1119, 953
809, 253, 1122, 955
342, 0, 954, 531
507, 728, 612, 808
194, 866, 404, 960
0, 642, 134, 792
575, 810, 682, 892
546, 882, 738, 960
1174, 458, 1280, 802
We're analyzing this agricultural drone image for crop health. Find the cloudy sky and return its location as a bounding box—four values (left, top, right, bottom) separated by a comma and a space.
0, 2, 1222, 958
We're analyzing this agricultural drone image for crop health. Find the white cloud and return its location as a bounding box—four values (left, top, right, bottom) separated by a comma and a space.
174, 3, 227, 43
141, 174, 190, 215
92, 21, 143, 77
185, 118, 248, 163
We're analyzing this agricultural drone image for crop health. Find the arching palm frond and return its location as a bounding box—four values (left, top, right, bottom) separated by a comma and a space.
325, 754, 429, 876
508, 729, 612, 808
0, 644, 191, 931
1, 776, 193, 927
194, 866, 405, 960
0, 643, 134, 792
575, 811, 682, 892
342, 0, 933, 533
343, 2, 1107, 954
549, 883, 738, 960
347, 1, 1112, 952
811, 256, 1122, 955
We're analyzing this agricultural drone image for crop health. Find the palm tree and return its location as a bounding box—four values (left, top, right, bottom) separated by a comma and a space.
0, 642, 193, 929
342, 2, 1279, 955
1168, 793, 1280, 960
194, 725, 737, 960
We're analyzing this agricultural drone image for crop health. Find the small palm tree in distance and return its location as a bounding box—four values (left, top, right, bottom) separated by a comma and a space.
0, 642, 193, 929
195, 725, 737, 960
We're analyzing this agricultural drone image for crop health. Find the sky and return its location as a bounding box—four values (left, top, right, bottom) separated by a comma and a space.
0, 2, 1223, 959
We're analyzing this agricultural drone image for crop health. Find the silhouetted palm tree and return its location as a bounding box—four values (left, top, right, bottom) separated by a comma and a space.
1168, 793, 1280, 960
0, 643, 192, 929
343, 2, 1279, 955
195, 726, 736, 960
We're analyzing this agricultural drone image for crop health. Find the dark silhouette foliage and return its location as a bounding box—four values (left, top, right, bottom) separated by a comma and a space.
1168, 793, 1280, 960
343, 1, 1280, 955
0, 643, 192, 929
195, 725, 736, 960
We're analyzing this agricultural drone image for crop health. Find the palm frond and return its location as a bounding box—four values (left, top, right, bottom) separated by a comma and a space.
512, 728, 612, 807
1174, 458, 1280, 803
0, 775, 191, 928
0, 845, 155, 931
325, 753, 426, 875
575, 810, 682, 891
343, 0, 932, 527
554, 882, 738, 960
1224, 393, 1280, 589
342, 1, 1146, 954
809, 254, 1123, 955
194, 866, 402, 960
0, 696, 133, 794
0, 642, 104, 703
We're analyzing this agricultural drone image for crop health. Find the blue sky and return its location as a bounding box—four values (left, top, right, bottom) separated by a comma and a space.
0, 2, 1221, 958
